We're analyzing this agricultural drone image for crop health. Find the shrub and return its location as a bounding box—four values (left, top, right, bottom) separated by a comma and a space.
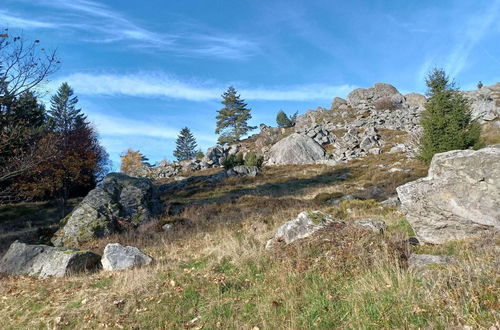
196, 150, 204, 159
419, 68, 481, 163
477, 81, 483, 89
244, 151, 264, 168
222, 154, 244, 170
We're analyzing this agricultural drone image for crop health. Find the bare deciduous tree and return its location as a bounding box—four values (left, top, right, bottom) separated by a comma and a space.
0, 28, 59, 98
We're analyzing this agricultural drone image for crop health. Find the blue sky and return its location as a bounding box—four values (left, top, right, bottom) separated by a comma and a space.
2, 0, 499, 167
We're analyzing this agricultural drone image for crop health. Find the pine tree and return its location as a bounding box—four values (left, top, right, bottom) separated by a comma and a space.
173, 127, 197, 161
215, 86, 256, 144
276, 110, 291, 127
419, 68, 481, 163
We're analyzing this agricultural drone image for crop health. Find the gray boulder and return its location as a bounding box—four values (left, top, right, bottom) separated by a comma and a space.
397, 146, 500, 244
404, 93, 426, 110
52, 173, 162, 247
226, 165, 260, 177
266, 211, 340, 248
267, 133, 325, 165
331, 97, 348, 110
408, 254, 452, 271
101, 243, 153, 271
0, 241, 101, 278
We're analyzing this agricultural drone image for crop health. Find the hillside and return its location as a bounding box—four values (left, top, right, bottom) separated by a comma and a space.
0, 82, 499, 329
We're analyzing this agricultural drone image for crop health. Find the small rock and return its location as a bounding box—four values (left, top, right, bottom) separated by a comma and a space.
408, 237, 419, 246
162, 223, 174, 232
353, 219, 387, 233
101, 243, 153, 271
380, 196, 401, 207
266, 211, 341, 248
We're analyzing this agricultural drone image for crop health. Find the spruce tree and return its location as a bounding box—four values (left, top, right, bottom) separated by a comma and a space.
173, 127, 197, 161
215, 86, 256, 144
419, 68, 481, 163
49, 82, 85, 135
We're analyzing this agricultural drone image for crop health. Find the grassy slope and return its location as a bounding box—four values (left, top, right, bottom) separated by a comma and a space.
0, 153, 498, 329
0, 199, 81, 255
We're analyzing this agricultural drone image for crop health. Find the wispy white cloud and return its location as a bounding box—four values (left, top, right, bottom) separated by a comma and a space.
445, 0, 500, 77
0, 10, 57, 29
4, 0, 259, 59
48, 72, 356, 101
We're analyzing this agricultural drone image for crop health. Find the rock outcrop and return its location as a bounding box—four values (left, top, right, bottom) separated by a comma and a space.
463, 83, 500, 122
348, 83, 404, 110
203, 145, 240, 168
101, 243, 153, 271
0, 241, 101, 278
397, 146, 500, 244
52, 173, 162, 247
226, 165, 260, 177
267, 133, 325, 165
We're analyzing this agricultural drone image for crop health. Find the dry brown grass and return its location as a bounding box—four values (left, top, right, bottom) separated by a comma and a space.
480, 121, 500, 146
0, 154, 498, 329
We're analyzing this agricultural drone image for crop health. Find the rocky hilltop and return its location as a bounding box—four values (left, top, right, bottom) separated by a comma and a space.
128, 82, 499, 179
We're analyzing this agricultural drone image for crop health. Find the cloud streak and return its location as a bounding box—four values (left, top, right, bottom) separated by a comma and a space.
4, 0, 259, 59
0, 10, 57, 29
445, 0, 500, 77
48, 72, 356, 102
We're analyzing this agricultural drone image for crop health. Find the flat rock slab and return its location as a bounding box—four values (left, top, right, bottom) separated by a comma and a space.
101, 243, 153, 271
0, 241, 101, 278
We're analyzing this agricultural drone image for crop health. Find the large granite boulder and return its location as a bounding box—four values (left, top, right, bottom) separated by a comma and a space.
397, 146, 500, 244
267, 133, 325, 165
0, 241, 101, 278
52, 173, 162, 247
101, 243, 153, 271
266, 211, 339, 248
